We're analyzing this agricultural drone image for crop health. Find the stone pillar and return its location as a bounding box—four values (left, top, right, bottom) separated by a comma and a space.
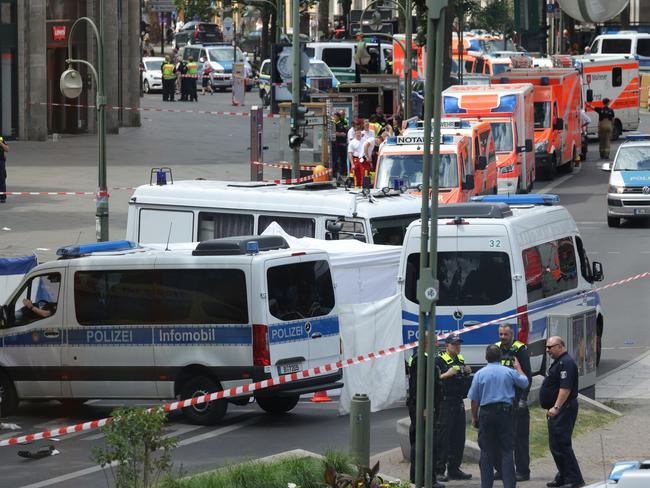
122, 0, 141, 128
25, 1, 48, 140
103, 0, 120, 134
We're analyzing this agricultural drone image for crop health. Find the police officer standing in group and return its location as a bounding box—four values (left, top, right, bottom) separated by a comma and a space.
435, 333, 473, 481
176, 55, 188, 101
331, 111, 349, 180
587, 98, 615, 159
186, 56, 199, 102
494, 323, 532, 482
407, 332, 445, 488
469, 345, 529, 488
539, 336, 584, 488
161, 56, 176, 102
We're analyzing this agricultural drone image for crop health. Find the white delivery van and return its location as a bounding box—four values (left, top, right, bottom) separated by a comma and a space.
589, 32, 650, 71
399, 195, 604, 374
305, 41, 393, 83
573, 54, 640, 139
0, 237, 342, 424
126, 180, 422, 246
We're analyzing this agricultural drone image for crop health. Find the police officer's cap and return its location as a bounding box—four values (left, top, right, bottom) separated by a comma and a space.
445, 333, 463, 344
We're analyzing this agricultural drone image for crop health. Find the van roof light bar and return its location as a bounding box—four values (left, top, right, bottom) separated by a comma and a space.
56, 240, 139, 258
624, 133, 650, 142
192, 235, 289, 256
436, 202, 513, 219
470, 194, 560, 206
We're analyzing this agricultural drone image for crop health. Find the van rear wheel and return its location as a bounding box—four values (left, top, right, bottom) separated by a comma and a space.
0, 373, 18, 415
180, 376, 228, 425
256, 394, 300, 415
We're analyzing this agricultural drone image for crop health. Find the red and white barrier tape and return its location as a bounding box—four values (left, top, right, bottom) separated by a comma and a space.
31, 102, 286, 118
267, 168, 331, 184
0, 188, 135, 197
0, 341, 416, 447
252, 161, 319, 171
2, 269, 649, 447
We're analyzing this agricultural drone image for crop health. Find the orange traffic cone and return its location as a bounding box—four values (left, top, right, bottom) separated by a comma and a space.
310, 390, 332, 403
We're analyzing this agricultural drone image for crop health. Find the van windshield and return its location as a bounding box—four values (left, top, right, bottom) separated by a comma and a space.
370, 214, 420, 245
375, 153, 459, 189
489, 122, 514, 153
534, 102, 551, 129
208, 47, 243, 62
638, 39, 650, 57
613, 146, 650, 171
405, 251, 512, 306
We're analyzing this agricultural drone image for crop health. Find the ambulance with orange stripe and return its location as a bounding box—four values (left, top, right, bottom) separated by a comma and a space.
442, 83, 535, 194
573, 55, 640, 140
492, 69, 582, 180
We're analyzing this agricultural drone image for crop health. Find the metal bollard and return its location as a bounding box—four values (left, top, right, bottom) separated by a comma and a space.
349, 393, 371, 467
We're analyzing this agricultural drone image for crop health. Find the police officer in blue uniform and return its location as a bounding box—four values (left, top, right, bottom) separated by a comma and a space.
435, 333, 472, 481
469, 344, 529, 488
539, 336, 584, 488
494, 323, 532, 482
407, 333, 445, 488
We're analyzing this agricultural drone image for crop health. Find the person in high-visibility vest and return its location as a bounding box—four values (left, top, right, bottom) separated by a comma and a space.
186, 56, 199, 102
493, 323, 532, 483
161, 56, 176, 102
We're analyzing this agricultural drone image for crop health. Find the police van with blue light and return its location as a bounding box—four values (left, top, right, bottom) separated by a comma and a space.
399, 194, 604, 375
0, 237, 342, 424
603, 134, 650, 228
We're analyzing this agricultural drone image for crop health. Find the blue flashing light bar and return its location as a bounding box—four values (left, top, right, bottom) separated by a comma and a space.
608, 461, 641, 481
624, 133, 650, 142
56, 240, 138, 258
443, 96, 467, 114
471, 194, 560, 206
386, 136, 397, 145
491, 94, 517, 113
441, 134, 454, 144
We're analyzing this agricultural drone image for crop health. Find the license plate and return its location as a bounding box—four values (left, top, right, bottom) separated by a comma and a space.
634, 208, 650, 215
278, 363, 302, 375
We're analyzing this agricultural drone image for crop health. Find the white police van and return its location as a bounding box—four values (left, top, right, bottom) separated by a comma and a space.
126, 180, 422, 246
399, 195, 604, 373
0, 237, 342, 424
603, 134, 650, 227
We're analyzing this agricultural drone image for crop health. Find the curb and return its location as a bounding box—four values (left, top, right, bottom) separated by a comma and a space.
595, 349, 650, 383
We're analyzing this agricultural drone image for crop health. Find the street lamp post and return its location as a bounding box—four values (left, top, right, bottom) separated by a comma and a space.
61, 13, 108, 242
358, 0, 414, 118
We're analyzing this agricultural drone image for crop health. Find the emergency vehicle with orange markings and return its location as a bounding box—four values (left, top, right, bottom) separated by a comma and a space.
573, 55, 640, 140
492, 69, 582, 180
374, 131, 478, 204
392, 34, 424, 80
442, 83, 535, 194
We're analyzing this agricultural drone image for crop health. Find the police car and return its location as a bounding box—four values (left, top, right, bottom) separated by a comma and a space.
0, 237, 342, 424
603, 134, 650, 227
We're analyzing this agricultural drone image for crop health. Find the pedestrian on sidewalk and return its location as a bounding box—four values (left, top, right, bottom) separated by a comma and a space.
539, 336, 585, 488
331, 111, 349, 179
200, 58, 213, 95
435, 333, 473, 482
493, 323, 532, 482
0, 136, 9, 203
587, 98, 615, 159
469, 344, 529, 488
406, 332, 445, 488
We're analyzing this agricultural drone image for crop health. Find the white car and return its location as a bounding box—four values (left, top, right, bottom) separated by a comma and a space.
142, 56, 164, 93
586, 460, 650, 488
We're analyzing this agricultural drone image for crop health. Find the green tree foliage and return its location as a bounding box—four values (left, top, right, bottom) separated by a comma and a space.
173, 0, 215, 21
471, 0, 514, 37
92, 407, 179, 488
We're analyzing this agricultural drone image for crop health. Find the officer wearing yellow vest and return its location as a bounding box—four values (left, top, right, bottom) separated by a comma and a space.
161, 56, 176, 102
434, 333, 473, 482
493, 323, 532, 482
186, 56, 199, 102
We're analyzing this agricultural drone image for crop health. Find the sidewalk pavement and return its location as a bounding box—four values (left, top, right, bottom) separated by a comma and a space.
372, 400, 650, 488
596, 350, 650, 402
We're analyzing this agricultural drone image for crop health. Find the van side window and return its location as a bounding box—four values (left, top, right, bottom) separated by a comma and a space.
522, 236, 578, 302
198, 212, 254, 240
574, 236, 593, 283
267, 260, 335, 321
74, 269, 248, 325
474, 57, 485, 74
258, 215, 315, 238
601, 38, 632, 54
326, 220, 366, 241
7, 273, 61, 327
638, 39, 650, 57
322, 48, 351, 68
612, 67, 622, 88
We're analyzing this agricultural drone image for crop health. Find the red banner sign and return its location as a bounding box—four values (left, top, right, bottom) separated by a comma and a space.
52, 26, 67, 41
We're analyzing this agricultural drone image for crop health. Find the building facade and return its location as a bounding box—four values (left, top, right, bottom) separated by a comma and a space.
0, 0, 140, 141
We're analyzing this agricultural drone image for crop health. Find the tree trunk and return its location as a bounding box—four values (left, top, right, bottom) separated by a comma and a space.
318, 0, 330, 40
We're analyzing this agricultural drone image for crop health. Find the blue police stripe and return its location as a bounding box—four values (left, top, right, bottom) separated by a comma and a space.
2, 330, 63, 347
620, 171, 650, 186
268, 316, 340, 345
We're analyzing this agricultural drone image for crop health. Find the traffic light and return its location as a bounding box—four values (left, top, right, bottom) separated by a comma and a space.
288, 130, 304, 149
291, 103, 308, 130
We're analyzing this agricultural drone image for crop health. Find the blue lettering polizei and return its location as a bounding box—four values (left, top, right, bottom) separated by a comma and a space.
86, 329, 134, 344
270, 325, 305, 342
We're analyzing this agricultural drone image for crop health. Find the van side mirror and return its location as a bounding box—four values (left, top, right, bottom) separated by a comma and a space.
592, 261, 604, 282
477, 155, 487, 170
325, 219, 344, 240
525, 139, 533, 152
462, 174, 475, 191
586, 89, 594, 103
601, 162, 612, 172
553, 119, 564, 130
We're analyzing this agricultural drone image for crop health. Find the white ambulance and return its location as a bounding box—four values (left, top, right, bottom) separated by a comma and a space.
399, 195, 605, 374
0, 237, 342, 424
126, 180, 422, 246
573, 55, 640, 139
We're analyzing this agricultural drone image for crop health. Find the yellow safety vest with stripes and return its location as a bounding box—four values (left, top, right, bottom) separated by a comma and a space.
162, 63, 176, 80
495, 340, 525, 368
187, 62, 198, 75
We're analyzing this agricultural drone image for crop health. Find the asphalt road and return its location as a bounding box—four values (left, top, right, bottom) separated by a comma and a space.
0, 90, 649, 486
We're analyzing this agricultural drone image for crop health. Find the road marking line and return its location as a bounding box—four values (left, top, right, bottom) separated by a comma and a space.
537, 172, 575, 194
18, 416, 257, 488
607, 251, 621, 254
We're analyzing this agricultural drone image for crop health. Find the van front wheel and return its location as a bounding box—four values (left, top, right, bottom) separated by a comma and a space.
256, 394, 300, 415
180, 376, 228, 425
